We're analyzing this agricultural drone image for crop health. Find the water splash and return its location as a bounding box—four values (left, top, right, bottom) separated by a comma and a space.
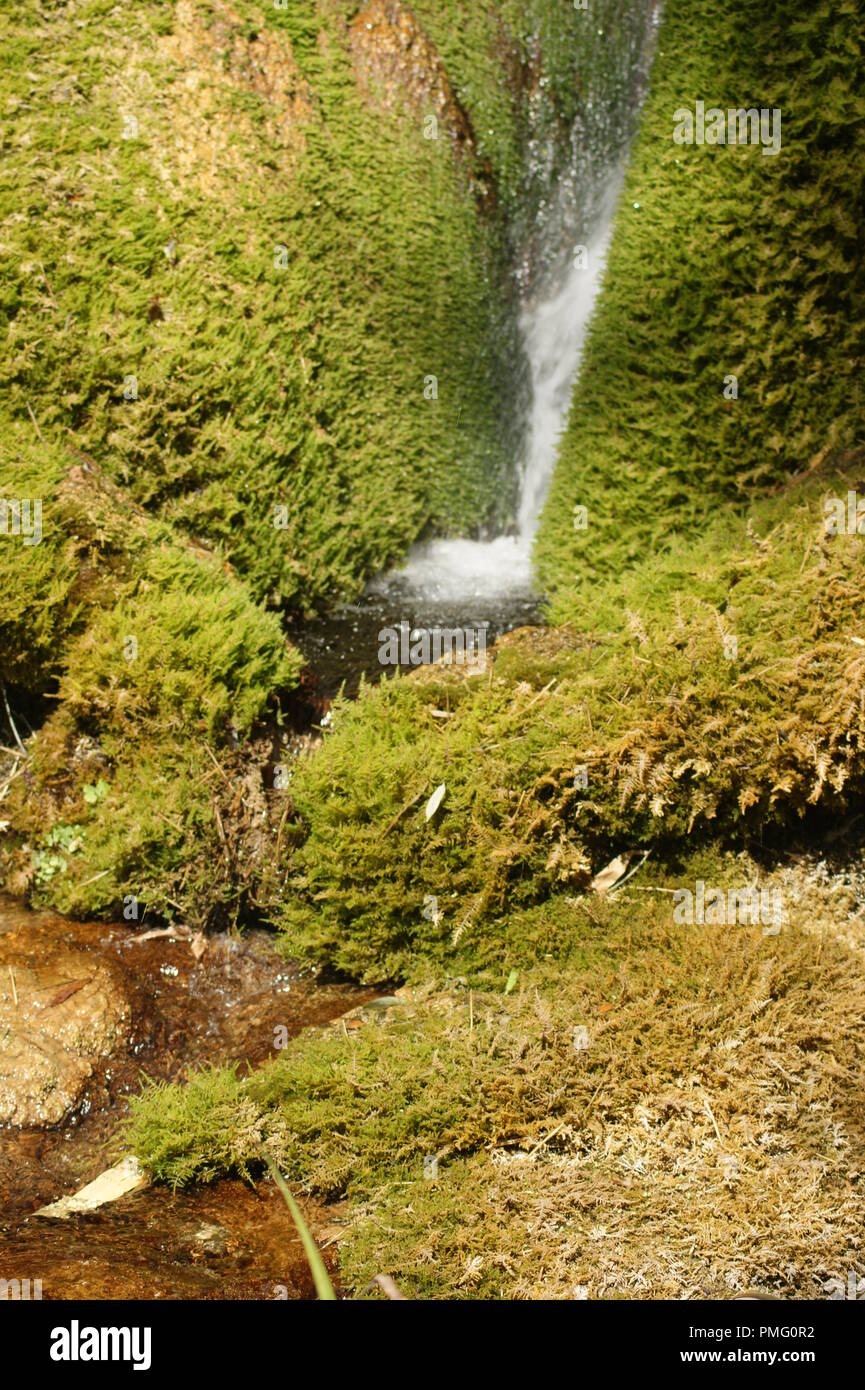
375, 167, 623, 605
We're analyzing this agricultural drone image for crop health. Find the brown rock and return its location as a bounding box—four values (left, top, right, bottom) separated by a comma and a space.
0, 943, 129, 1127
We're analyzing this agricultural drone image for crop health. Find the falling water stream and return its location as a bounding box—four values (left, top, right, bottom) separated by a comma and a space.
292, 168, 626, 697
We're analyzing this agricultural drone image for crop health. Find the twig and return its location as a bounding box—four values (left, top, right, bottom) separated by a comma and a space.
202, 741, 231, 785
626, 885, 678, 893
523, 678, 557, 712
379, 784, 427, 839
275, 796, 291, 864
0, 683, 27, 756
571, 897, 603, 927
578, 1062, 613, 1127
320, 1217, 359, 1250
0, 755, 24, 799
26, 402, 44, 444
76, 868, 112, 889
129, 925, 194, 944
527, 1119, 567, 1155
703, 1097, 722, 1142
8, 966, 18, 1008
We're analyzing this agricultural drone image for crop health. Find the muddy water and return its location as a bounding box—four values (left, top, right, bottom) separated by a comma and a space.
0, 896, 377, 1299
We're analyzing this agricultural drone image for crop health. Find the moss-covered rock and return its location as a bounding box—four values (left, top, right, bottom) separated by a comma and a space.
270, 0, 865, 980
0, 441, 298, 921
118, 0, 865, 1302
535, 0, 865, 616
0, 0, 648, 617
1, 0, 654, 920
3, 0, 653, 917
273, 464, 865, 979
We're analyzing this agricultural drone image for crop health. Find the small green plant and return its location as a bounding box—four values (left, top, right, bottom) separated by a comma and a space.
82, 779, 109, 806
32, 823, 84, 884
260, 1149, 336, 1302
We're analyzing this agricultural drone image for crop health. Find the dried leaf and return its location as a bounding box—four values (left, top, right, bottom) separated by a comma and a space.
591, 853, 632, 895
35, 1157, 147, 1219
425, 782, 446, 820
46, 978, 90, 1008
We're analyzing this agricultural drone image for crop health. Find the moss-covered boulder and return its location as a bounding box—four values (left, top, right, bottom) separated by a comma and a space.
0, 442, 298, 921
264, 0, 865, 979
274, 464, 865, 979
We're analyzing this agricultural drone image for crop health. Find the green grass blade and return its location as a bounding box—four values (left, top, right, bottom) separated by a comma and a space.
261, 1150, 337, 1301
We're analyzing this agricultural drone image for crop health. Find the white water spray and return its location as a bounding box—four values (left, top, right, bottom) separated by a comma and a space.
376, 168, 624, 604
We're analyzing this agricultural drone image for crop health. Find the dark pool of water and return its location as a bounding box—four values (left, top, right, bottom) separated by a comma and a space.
289, 582, 541, 700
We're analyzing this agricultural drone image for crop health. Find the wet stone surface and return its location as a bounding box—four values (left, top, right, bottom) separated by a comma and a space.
0, 896, 376, 1298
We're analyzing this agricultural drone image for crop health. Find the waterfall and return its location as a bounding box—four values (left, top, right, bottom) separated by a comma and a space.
516, 172, 622, 541
374, 166, 624, 605
292, 9, 661, 694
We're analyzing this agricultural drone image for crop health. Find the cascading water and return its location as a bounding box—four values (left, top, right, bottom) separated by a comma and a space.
293, 172, 624, 696
293, 6, 661, 698
386, 169, 624, 604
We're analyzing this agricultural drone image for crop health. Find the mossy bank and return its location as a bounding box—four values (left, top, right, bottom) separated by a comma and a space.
4, 0, 865, 1299
272, 0, 865, 980
1, 0, 652, 920
123, 0, 865, 1300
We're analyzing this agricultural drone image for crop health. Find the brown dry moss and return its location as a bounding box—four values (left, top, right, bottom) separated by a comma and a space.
128, 848, 865, 1298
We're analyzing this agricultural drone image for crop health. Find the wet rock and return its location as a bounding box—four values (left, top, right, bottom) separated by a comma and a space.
348, 0, 496, 209
0, 941, 129, 1126
189, 1222, 231, 1258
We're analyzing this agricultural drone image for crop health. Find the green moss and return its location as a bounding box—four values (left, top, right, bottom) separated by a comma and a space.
0, 0, 653, 919
128, 863, 865, 1295
0, 0, 621, 618
129, 873, 693, 1190
120, 0, 865, 1301
272, 465, 865, 979
264, 0, 865, 981
0, 437, 299, 921
534, 0, 865, 617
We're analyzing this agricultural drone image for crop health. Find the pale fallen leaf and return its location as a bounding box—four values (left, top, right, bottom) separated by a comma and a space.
370, 1273, 407, 1301
590, 852, 632, 895
35, 1156, 147, 1219
425, 782, 446, 820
